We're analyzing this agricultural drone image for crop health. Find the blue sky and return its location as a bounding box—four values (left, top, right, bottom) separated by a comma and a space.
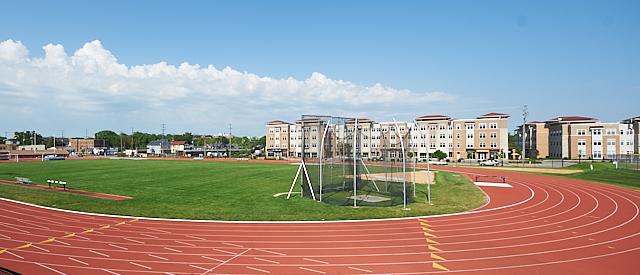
1, 0, 638, 136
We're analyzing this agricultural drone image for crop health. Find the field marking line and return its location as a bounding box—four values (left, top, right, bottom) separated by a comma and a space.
101, 269, 121, 275
68, 257, 90, 266
129, 261, 152, 270
164, 247, 182, 253
246, 266, 271, 273
186, 235, 206, 240
0, 233, 10, 239
1, 224, 29, 233
36, 263, 67, 275
123, 237, 145, 244
31, 245, 50, 252
348, 266, 373, 273
189, 264, 209, 271
175, 240, 196, 246
254, 257, 279, 264
55, 240, 71, 246
75, 235, 91, 241
146, 228, 171, 234
212, 248, 236, 255
303, 258, 328, 264
148, 254, 169, 261
5, 251, 24, 259
89, 250, 110, 257
221, 242, 243, 248
201, 255, 224, 262
298, 267, 326, 274
201, 248, 251, 275
255, 248, 286, 256
18, 219, 49, 230
140, 233, 158, 239
108, 243, 128, 250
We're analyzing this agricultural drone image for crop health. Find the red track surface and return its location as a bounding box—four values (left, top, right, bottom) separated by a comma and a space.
0, 167, 639, 274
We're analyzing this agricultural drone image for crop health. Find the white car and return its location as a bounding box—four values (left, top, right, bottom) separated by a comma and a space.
479, 159, 500, 166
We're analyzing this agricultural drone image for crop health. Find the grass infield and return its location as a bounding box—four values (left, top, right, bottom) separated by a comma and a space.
0, 159, 486, 221
561, 162, 640, 189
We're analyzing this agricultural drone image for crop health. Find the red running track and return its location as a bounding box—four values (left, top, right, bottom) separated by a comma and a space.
0, 167, 639, 274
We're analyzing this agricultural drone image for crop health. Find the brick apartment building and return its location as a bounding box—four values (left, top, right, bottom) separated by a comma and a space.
266, 113, 511, 161
68, 138, 108, 153
516, 116, 636, 160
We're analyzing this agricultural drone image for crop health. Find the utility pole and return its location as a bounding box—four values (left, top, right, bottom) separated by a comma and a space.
131, 127, 134, 151
227, 123, 232, 158
161, 124, 166, 157
522, 105, 528, 164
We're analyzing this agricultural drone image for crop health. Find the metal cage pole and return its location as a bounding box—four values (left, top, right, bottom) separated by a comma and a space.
393, 118, 408, 210
353, 118, 359, 208
319, 119, 331, 202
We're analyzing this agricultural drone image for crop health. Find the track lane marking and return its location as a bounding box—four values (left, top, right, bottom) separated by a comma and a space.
148, 254, 169, 261
36, 263, 66, 275
175, 240, 195, 246
129, 261, 152, 270
101, 269, 120, 275
255, 248, 286, 256
303, 258, 328, 264
201, 255, 224, 262
164, 247, 182, 253
348, 266, 372, 273
254, 257, 279, 264
299, 267, 326, 274
246, 266, 270, 273
69, 256, 90, 266
108, 243, 128, 250
201, 248, 251, 275
89, 250, 110, 257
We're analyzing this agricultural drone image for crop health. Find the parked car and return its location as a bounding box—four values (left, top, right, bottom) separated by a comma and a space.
479, 159, 500, 166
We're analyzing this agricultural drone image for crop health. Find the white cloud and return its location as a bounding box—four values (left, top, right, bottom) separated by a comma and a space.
0, 39, 455, 135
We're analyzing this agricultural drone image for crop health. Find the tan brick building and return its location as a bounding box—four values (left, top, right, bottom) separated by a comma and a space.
68, 138, 108, 153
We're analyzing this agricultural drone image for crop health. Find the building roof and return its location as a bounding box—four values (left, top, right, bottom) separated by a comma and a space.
548, 116, 598, 123
478, 112, 510, 118
170, 141, 186, 145
416, 115, 450, 121
147, 139, 170, 147
266, 120, 292, 125
346, 118, 372, 124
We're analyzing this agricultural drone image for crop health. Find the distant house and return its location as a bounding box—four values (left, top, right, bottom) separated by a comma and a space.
147, 139, 170, 155
170, 141, 187, 154
68, 138, 109, 153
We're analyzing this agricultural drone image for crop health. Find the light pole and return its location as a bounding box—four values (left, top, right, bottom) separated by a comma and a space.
522, 105, 528, 166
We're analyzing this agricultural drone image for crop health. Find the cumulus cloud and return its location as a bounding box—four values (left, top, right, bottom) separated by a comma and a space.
0, 39, 455, 135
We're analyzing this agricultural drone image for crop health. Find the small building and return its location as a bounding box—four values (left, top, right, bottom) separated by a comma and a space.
68, 138, 109, 153
17, 145, 46, 151
170, 141, 187, 154
147, 139, 170, 155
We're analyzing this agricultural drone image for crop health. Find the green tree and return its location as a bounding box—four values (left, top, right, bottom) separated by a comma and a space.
432, 150, 447, 160
14, 131, 43, 145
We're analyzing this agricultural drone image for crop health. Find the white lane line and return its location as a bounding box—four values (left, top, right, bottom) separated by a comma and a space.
124, 237, 145, 244
201, 255, 224, 262
303, 258, 328, 264
101, 269, 121, 275
299, 267, 326, 274
36, 263, 67, 275
31, 245, 50, 252
175, 240, 195, 246
18, 220, 49, 230
186, 235, 206, 240
75, 235, 91, 241
255, 248, 286, 256
189, 265, 209, 271
146, 227, 171, 234
221, 242, 243, 248
212, 248, 236, 255
148, 254, 169, 261
129, 262, 152, 270
164, 247, 182, 253
254, 257, 279, 264
55, 240, 71, 246
246, 266, 270, 273
91, 230, 104, 235
348, 266, 373, 273
68, 257, 90, 266
108, 243, 128, 250
89, 250, 110, 258
0, 233, 11, 239
201, 248, 251, 274
1, 224, 29, 233
140, 233, 158, 239
5, 251, 24, 259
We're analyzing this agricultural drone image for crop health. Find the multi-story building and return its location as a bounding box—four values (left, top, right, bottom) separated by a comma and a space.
525, 116, 636, 160
266, 112, 510, 161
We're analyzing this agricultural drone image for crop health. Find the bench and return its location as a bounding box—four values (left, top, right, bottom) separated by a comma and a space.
47, 179, 68, 190
15, 177, 33, 184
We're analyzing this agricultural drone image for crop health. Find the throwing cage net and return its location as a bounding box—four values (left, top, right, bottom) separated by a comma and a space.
289, 115, 415, 208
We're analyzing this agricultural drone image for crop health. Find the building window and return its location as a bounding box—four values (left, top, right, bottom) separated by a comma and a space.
490, 132, 497, 138
479, 123, 486, 129
490, 123, 498, 129
591, 129, 602, 135
479, 133, 486, 139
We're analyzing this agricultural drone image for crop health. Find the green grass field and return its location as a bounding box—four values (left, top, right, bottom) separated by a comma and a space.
0, 159, 486, 221
562, 162, 640, 189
